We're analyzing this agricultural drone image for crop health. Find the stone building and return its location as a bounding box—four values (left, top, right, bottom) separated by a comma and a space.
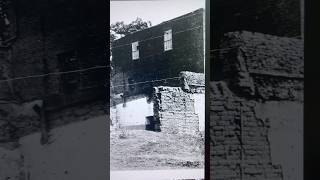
110, 9, 205, 133
111, 8, 204, 96
0, 1, 108, 179
210, 31, 303, 180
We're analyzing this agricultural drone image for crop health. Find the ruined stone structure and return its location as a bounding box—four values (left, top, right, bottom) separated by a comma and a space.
111, 71, 205, 134
153, 71, 205, 134
210, 82, 283, 180
210, 31, 303, 180
153, 86, 201, 135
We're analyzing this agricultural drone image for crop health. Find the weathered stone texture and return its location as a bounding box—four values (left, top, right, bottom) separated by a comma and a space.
180, 71, 205, 93
253, 76, 303, 101
153, 86, 200, 135
210, 81, 283, 180
217, 31, 303, 101
221, 31, 303, 76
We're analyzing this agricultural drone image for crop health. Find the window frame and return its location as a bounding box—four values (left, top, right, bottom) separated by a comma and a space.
132, 41, 139, 60
164, 29, 173, 51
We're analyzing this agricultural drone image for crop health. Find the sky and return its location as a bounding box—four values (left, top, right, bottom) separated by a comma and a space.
110, 0, 205, 26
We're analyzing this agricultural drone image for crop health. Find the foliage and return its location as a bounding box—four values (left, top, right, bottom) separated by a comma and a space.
111, 18, 151, 37
110, 18, 152, 47
110, 18, 151, 65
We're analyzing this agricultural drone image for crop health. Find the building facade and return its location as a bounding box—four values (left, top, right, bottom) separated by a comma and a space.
110, 9, 205, 132
111, 8, 205, 97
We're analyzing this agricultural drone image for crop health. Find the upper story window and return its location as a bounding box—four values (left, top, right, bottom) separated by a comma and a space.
164, 29, 172, 51
132, 41, 139, 60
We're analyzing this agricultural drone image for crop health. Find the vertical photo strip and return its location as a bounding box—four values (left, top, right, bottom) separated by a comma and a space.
110, 0, 206, 179
209, 0, 303, 180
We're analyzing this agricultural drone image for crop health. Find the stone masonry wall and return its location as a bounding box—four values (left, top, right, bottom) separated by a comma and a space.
217, 31, 303, 101
210, 82, 283, 180
180, 71, 205, 93
153, 86, 200, 135
210, 31, 303, 180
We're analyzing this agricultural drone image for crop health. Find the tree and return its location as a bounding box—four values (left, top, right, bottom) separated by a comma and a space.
110, 18, 151, 72
111, 18, 151, 38
110, 18, 151, 49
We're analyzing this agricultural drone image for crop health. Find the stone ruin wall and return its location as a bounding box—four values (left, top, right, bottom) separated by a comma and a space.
110, 71, 205, 134
209, 31, 303, 180
151, 71, 205, 135
153, 86, 200, 135
218, 31, 303, 101
210, 82, 283, 180
149, 71, 205, 135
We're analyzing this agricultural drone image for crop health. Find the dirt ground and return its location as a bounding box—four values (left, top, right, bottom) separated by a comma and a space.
110, 129, 204, 170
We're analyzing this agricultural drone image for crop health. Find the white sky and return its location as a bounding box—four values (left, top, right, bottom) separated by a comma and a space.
110, 0, 205, 26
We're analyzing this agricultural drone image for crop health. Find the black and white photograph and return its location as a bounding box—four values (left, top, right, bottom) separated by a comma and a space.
209, 0, 304, 179
0, 1, 107, 179
0, 0, 308, 179
110, 0, 205, 179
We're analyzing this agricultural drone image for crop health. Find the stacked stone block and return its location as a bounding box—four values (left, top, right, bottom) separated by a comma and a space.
210, 31, 303, 180
153, 86, 200, 135
180, 71, 205, 93
210, 81, 283, 180
218, 31, 303, 101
